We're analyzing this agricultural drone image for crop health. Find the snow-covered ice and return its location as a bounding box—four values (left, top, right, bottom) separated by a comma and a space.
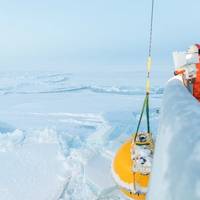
148, 77, 200, 200
0, 67, 170, 199
0, 129, 69, 200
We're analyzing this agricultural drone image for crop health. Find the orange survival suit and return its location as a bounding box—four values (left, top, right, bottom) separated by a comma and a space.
174, 44, 200, 101
193, 44, 200, 101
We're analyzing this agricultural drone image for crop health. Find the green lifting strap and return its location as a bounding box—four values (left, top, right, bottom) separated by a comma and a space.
135, 95, 148, 134
134, 0, 154, 141
134, 94, 150, 142
146, 94, 150, 133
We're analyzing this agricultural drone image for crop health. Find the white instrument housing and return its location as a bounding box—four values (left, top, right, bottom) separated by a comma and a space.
173, 51, 199, 69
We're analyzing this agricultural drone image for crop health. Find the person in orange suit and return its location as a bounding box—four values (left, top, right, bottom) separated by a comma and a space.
192, 44, 200, 101
174, 44, 200, 101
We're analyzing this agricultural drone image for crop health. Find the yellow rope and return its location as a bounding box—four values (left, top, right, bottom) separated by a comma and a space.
146, 56, 152, 94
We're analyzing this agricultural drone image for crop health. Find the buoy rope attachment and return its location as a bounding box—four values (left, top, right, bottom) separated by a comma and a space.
134, 0, 154, 139
131, 0, 155, 196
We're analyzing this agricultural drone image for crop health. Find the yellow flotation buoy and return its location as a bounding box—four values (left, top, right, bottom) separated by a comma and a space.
111, 133, 154, 200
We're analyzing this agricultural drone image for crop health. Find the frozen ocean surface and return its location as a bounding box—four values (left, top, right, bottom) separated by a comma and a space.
0, 66, 171, 200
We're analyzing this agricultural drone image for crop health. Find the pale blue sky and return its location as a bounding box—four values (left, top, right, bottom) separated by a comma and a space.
0, 0, 200, 70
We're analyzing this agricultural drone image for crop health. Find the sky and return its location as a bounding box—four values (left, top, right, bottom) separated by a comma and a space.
0, 0, 200, 70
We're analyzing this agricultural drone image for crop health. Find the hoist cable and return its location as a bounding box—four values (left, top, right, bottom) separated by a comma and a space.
132, 0, 155, 195
134, 0, 155, 138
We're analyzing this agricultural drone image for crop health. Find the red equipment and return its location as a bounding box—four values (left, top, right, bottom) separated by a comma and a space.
193, 44, 200, 101
174, 44, 200, 101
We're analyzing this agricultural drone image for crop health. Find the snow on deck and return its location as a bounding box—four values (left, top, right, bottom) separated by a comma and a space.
148, 77, 200, 200
0, 129, 68, 200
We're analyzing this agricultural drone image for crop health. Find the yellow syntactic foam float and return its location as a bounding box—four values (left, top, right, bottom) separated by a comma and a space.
112, 138, 151, 200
